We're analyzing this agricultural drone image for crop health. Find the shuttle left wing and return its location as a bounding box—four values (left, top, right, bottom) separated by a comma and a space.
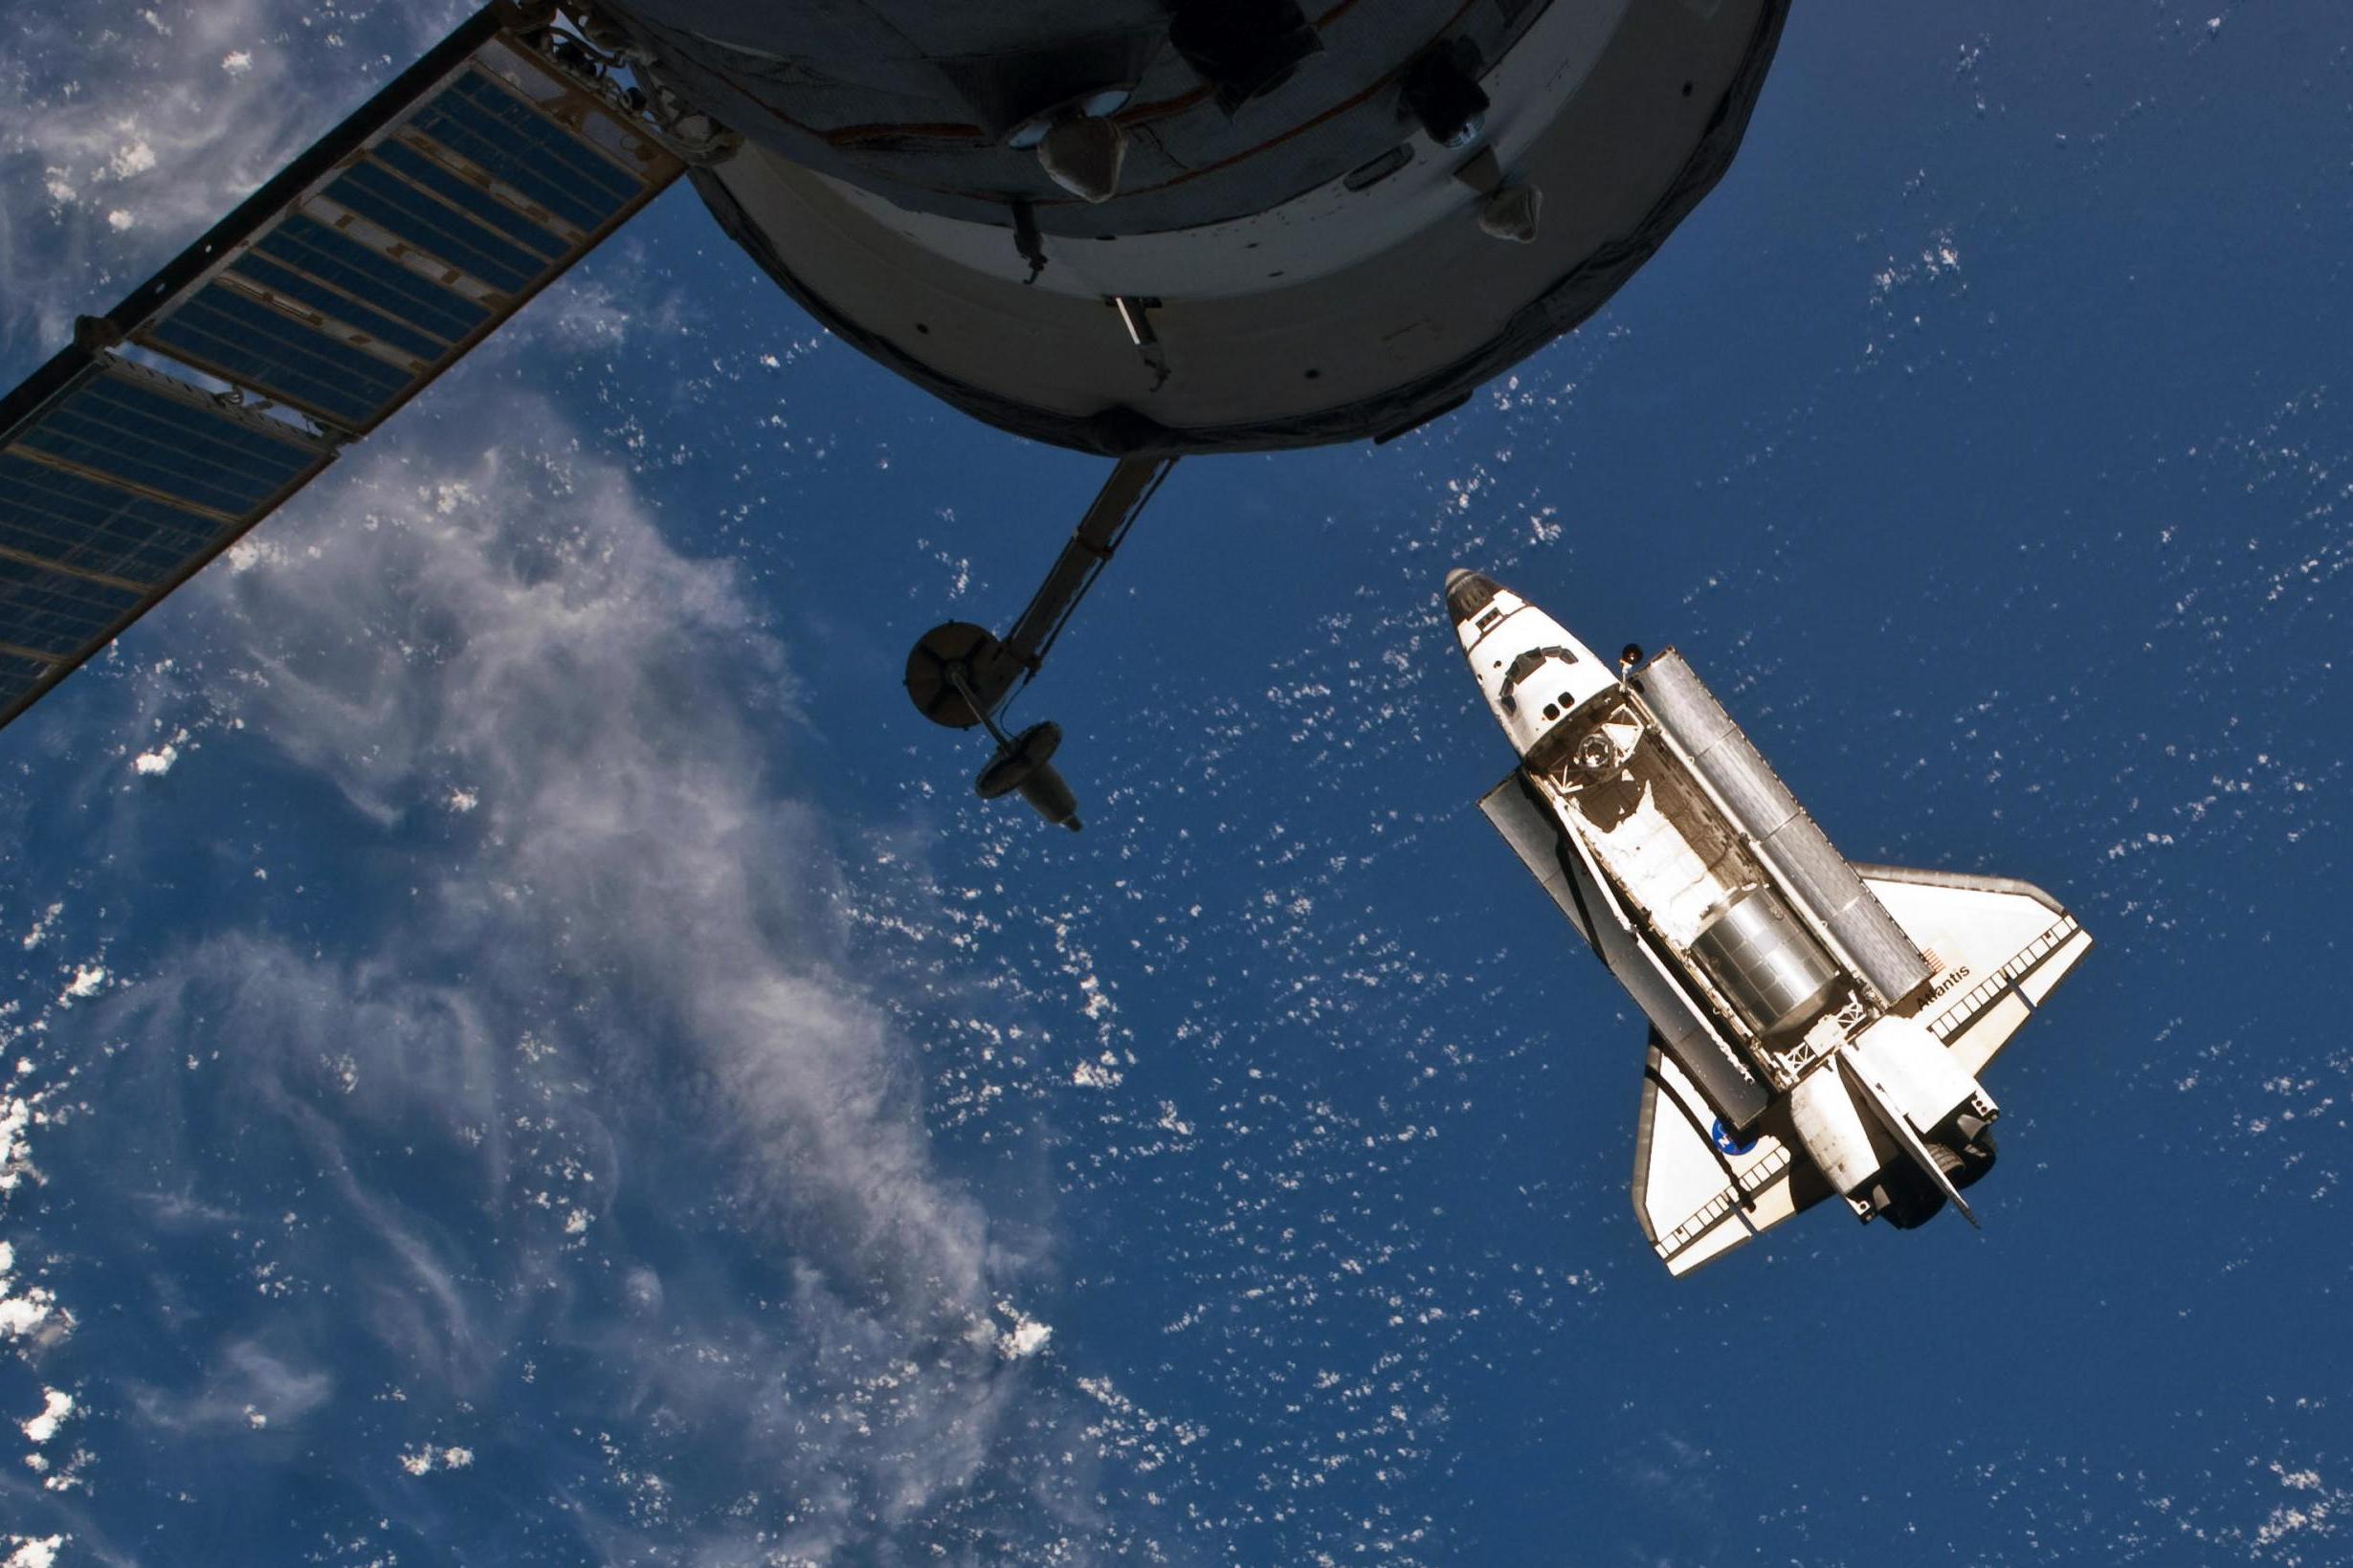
1857, 866, 2095, 1077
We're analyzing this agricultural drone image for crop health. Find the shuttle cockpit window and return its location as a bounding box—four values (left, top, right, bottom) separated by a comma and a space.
1500, 645, 1581, 706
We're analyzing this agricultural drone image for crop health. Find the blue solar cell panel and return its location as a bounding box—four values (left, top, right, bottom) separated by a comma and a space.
326, 158, 544, 294
144, 287, 413, 430
0, 555, 143, 658
0, 650, 49, 706
411, 73, 641, 232
228, 253, 451, 363
254, 215, 488, 347
374, 139, 568, 263
0, 14, 684, 729
13, 371, 325, 520
0, 453, 222, 586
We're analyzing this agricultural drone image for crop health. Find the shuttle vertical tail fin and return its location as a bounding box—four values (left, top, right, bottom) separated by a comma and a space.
1833, 1049, 1978, 1228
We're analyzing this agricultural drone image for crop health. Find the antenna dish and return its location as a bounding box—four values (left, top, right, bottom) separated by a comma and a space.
906, 622, 1085, 831
1036, 114, 1129, 204
905, 621, 1023, 729
975, 720, 1083, 832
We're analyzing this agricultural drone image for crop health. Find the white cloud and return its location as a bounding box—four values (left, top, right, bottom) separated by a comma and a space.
0, 10, 1102, 1538
0, 1237, 60, 1341
20, 1388, 72, 1445
0, 1295, 51, 1340
19, 906, 61, 951
211, 430, 998, 1323
0, 1101, 29, 1189
105, 139, 156, 179
2, 1536, 63, 1568
538, 276, 632, 348
0, 0, 452, 343
998, 1312, 1054, 1360
55, 393, 1088, 1551
129, 1338, 332, 1432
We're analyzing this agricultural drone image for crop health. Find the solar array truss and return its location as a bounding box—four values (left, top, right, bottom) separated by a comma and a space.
0, 3, 685, 727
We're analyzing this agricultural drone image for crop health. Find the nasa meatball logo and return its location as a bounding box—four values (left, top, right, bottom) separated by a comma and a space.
1710, 1117, 1759, 1158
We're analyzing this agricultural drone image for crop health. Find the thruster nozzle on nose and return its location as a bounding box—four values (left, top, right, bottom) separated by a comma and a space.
1445, 568, 1502, 625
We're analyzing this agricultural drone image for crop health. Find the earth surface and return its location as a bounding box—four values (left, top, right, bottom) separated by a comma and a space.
1, 3, 2349, 1563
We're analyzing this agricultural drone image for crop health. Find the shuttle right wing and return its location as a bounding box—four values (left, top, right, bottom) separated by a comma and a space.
1856, 866, 2095, 1077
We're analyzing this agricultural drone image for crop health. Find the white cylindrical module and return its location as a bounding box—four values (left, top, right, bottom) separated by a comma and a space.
1687, 884, 1841, 1040
1787, 1065, 1881, 1198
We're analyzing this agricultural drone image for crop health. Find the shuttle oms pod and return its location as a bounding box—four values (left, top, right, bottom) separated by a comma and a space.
1451, 572, 2094, 1274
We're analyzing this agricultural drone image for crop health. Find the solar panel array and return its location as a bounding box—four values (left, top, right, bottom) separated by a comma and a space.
0, 14, 685, 726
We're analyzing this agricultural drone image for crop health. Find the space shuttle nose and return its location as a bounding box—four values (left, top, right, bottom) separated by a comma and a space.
1445, 568, 1503, 625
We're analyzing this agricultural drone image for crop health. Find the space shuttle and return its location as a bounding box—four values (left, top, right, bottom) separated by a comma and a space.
1446, 570, 2093, 1274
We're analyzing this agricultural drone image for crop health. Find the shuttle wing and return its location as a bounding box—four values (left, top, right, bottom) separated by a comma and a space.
1633, 1037, 1826, 1276
1475, 773, 1596, 950
1856, 867, 2095, 1077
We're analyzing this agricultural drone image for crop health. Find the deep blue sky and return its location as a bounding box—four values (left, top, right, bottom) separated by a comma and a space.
1, 4, 2348, 1564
